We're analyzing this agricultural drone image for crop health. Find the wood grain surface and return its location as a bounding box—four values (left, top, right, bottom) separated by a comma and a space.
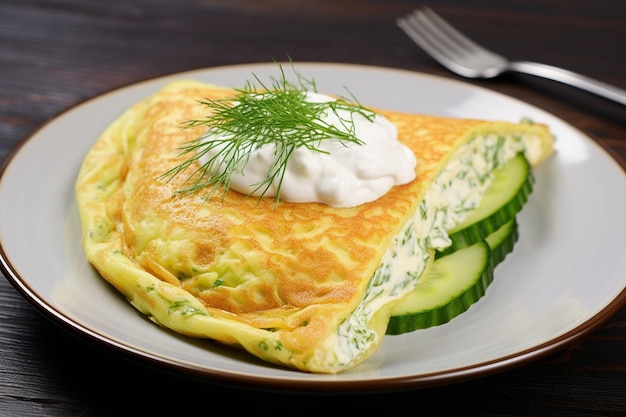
1, 0, 625, 415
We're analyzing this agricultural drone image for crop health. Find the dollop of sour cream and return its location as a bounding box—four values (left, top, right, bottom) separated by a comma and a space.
198, 92, 417, 207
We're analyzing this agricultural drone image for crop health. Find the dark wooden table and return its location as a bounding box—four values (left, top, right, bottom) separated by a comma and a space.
1, 0, 625, 415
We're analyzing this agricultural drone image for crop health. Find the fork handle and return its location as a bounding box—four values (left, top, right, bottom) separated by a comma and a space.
508, 61, 626, 106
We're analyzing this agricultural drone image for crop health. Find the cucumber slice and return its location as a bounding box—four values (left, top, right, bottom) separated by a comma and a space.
386, 215, 519, 335
441, 154, 533, 256
485, 218, 518, 268
387, 240, 492, 335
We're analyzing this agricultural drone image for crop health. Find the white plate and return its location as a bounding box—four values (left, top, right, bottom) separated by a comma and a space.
2, 63, 626, 391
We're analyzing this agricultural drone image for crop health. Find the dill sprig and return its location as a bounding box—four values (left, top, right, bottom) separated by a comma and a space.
159, 63, 377, 203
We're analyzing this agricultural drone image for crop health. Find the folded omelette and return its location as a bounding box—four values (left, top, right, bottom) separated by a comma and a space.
75, 78, 554, 373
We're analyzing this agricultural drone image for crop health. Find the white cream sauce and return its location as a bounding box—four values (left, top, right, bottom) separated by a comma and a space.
198, 92, 417, 207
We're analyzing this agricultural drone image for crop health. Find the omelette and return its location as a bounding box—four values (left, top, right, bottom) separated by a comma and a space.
75, 77, 554, 374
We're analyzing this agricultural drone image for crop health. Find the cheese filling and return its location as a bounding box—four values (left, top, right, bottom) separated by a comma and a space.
319, 132, 541, 370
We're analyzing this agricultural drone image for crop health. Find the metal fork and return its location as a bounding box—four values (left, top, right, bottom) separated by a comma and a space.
398, 7, 626, 106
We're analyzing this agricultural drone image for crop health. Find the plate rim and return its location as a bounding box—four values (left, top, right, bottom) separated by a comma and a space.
2, 61, 626, 392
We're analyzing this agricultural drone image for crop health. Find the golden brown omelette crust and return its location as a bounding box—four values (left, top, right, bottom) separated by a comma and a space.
122, 84, 473, 315
76, 80, 554, 373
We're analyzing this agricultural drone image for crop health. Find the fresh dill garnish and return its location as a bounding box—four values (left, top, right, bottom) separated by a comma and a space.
159, 63, 377, 203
